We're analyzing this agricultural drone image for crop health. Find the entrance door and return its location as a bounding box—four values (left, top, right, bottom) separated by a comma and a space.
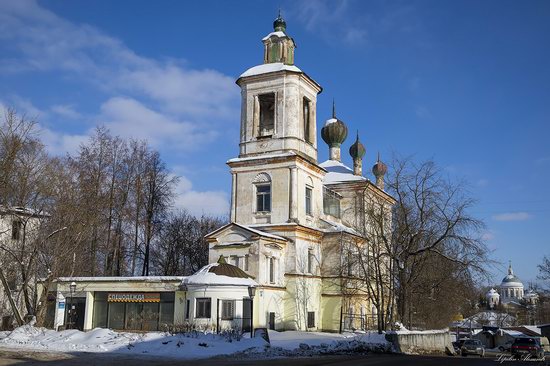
66, 297, 86, 331
242, 299, 252, 333
269, 312, 275, 330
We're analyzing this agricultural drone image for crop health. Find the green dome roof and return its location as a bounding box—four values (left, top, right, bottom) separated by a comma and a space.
372, 154, 388, 177
349, 131, 366, 159
321, 102, 348, 148
273, 13, 286, 32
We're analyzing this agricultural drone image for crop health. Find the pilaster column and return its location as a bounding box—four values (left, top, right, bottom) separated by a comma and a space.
230, 173, 237, 222
289, 167, 298, 222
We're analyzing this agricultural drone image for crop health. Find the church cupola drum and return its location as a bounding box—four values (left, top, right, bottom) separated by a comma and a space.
236, 14, 322, 161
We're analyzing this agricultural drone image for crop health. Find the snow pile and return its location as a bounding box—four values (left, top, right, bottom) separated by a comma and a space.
0, 327, 391, 360
0, 325, 266, 359
239, 331, 390, 358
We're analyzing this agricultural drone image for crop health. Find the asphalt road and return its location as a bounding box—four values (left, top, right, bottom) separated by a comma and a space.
0, 349, 548, 366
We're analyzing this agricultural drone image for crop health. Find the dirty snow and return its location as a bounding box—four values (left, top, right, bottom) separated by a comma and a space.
0, 326, 390, 360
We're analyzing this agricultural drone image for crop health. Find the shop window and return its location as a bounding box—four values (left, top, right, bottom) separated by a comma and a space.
258, 93, 275, 136
307, 311, 315, 328
11, 220, 22, 240
305, 186, 313, 216
221, 300, 235, 320
108, 302, 125, 329
196, 298, 211, 318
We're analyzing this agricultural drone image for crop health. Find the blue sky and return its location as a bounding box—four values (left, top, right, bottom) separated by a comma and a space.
1, 0, 549, 285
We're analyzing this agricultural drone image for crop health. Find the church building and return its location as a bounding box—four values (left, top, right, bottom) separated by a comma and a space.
44, 15, 394, 334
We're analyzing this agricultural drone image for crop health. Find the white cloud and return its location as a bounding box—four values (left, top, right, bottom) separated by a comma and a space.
99, 97, 217, 150
172, 176, 229, 217
293, 0, 368, 45
50, 104, 81, 119
0, 0, 239, 153
492, 212, 532, 222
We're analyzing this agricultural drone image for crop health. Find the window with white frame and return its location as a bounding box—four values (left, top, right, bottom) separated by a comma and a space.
196, 298, 211, 318
221, 300, 235, 320
253, 173, 272, 213
305, 186, 313, 216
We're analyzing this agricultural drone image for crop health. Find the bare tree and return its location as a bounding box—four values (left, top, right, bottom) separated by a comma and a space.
151, 211, 226, 276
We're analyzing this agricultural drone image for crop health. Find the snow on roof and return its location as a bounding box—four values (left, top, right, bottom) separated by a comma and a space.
227, 151, 296, 164
320, 218, 360, 236
206, 222, 287, 241
55, 276, 186, 283
239, 224, 286, 241
182, 263, 257, 287
239, 62, 302, 78
320, 159, 366, 185
324, 118, 339, 127
262, 31, 287, 41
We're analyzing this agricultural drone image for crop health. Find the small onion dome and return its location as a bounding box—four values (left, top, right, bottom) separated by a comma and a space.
349, 131, 366, 159
372, 153, 388, 177
321, 102, 348, 147
273, 12, 286, 32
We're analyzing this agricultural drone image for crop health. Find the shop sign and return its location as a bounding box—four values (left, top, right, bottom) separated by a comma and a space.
107, 293, 160, 303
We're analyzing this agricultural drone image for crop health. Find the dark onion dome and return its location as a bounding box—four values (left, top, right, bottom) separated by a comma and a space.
273, 12, 286, 32
349, 131, 366, 159
213, 255, 253, 279
321, 102, 348, 147
372, 153, 388, 177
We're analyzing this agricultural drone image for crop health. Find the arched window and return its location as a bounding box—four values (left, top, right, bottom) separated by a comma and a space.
253, 173, 271, 213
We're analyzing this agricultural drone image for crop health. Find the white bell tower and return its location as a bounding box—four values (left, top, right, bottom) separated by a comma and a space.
236, 14, 322, 162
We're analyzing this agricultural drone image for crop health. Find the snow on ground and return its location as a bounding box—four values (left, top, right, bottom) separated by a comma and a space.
0, 326, 390, 360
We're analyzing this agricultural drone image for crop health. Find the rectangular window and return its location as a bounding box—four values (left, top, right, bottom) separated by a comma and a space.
11, 220, 21, 240
347, 251, 353, 276
231, 255, 240, 268
221, 300, 235, 320
185, 299, 190, 319
258, 93, 275, 136
308, 249, 314, 274
305, 186, 313, 216
307, 311, 315, 328
323, 188, 341, 218
256, 184, 271, 212
269, 257, 275, 284
196, 298, 211, 318
303, 97, 311, 143
244, 255, 249, 271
